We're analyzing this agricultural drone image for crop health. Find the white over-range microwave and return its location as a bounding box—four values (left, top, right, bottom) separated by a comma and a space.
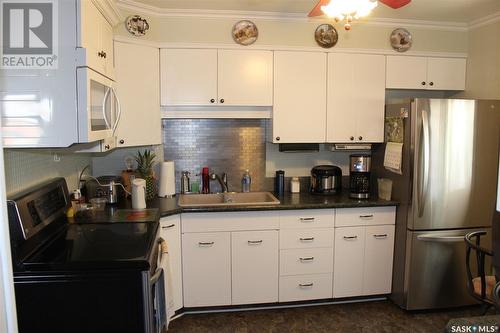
0, 0, 120, 149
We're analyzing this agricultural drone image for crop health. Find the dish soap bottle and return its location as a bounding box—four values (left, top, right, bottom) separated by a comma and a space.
241, 169, 251, 193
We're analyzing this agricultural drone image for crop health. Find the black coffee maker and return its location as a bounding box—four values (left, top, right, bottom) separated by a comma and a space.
349, 155, 371, 199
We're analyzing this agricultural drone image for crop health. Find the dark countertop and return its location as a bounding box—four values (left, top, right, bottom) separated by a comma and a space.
75, 192, 397, 223
150, 192, 397, 217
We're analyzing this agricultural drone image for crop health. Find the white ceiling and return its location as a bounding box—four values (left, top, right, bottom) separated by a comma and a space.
128, 0, 500, 23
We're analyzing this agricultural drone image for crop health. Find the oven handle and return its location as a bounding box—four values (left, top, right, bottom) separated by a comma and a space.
150, 237, 168, 284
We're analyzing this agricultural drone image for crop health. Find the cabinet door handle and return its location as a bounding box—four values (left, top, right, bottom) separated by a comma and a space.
198, 242, 214, 246
210, 99, 215, 103
359, 214, 374, 219
343, 236, 358, 240
350, 136, 355, 141
299, 217, 315, 222
299, 237, 315, 242
429, 82, 434, 86
162, 224, 175, 229
248, 240, 263, 245
220, 98, 225, 103
299, 257, 314, 262
119, 139, 125, 144
358, 136, 363, 141
275, 136, 280, 141
421, 81, 426, 86
374, 234, 388, 239
299, 283, 314, 288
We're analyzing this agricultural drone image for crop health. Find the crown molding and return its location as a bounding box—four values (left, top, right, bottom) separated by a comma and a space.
116, 0, 468, 32
114, 35, 468, 58
469, 11, 500, 30
92, 0, 123, 26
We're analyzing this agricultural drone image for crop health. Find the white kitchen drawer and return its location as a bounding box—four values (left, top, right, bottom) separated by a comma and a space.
335, 207, 396, 227
181, 211, 279, 233
280, 248, 333, 276
279, 209, 335, 229
280, 228, 334, 249
279, 274, 333, 302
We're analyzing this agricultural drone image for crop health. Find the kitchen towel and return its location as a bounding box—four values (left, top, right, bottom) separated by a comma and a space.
384, 142, 403, 174
158, 161, 176, 197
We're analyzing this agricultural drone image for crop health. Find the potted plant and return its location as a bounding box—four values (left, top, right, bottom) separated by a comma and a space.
134, 149, 157, 200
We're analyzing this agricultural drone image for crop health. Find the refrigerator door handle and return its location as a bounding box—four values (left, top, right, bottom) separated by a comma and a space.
416, 233, 478, 243
418, 109, 431, 218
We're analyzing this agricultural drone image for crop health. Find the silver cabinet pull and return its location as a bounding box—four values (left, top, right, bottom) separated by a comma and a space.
299, 217, 315, 222
299, 237, 315, 242
162, 224, 175, 229
198, 242, 214, 246
343, 236, 358, 240
299, 257, 314, 262
299, 283, 314, 288
373, 234, 388, 239
359, 215, 374, 219
248, 240, 263, 245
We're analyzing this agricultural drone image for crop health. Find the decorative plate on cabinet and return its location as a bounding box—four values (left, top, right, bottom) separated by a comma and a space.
232, 20, 258, 46
125, 15, 150, 36
390, 28, 412, 52
314, 24, 338, 48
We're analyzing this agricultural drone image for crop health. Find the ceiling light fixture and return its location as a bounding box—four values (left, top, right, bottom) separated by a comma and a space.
320, 0, 378, 30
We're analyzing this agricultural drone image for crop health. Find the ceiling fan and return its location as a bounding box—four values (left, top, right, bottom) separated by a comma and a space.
308, 0, 411, 29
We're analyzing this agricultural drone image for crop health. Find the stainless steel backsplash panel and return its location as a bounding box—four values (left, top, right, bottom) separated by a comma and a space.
162, 119, 267, 193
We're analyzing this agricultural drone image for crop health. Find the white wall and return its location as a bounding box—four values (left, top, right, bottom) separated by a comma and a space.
0, 147, 18, 332
461, 21, 500, 99
115, 10, 468, 54
265, 144, 358, 177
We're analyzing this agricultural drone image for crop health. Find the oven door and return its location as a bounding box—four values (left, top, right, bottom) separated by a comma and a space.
144, 238, 168, 333
77, 68, 121, 143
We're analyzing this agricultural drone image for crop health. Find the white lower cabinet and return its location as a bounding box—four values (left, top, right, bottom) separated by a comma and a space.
159, 216, 183, 315
333, 207, 396, 298
180, 207, 396, 308
231, 231, 279, 305
333, 226, 365, 298
363, 225, 395, 295
279, 274, 333, 302
182, 232, 231, 307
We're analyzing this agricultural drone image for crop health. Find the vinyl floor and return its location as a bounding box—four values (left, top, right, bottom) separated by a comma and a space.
167, 300, 484, 333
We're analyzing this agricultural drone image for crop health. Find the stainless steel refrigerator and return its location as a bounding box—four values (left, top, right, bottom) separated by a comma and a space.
372, 98, 500, 310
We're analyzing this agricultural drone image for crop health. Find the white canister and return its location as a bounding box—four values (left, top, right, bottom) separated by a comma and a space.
132, 178, 147, 210
291, 177, 300, 193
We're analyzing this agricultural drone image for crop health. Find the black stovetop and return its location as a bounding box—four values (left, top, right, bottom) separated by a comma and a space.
21, 222, 158, 272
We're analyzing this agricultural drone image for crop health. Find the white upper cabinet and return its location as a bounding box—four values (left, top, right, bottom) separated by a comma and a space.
386, 56, 466, 90
160, 49, 273, 106
114, 42, 161, 147
161, 49, 218, 106
218, 50, 273, 106
327, 53, 385, 143
426, 57, 467, 91
80, 0, 114, 79
272, 51, 327, 143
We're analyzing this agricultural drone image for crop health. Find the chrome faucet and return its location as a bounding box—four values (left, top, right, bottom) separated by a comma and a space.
210, 172, 229, 193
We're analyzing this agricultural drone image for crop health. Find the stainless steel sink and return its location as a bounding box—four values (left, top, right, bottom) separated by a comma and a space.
178, 192, 280, 207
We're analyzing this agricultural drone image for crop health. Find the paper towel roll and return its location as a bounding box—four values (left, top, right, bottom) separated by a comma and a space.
158, 161, 176, 197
